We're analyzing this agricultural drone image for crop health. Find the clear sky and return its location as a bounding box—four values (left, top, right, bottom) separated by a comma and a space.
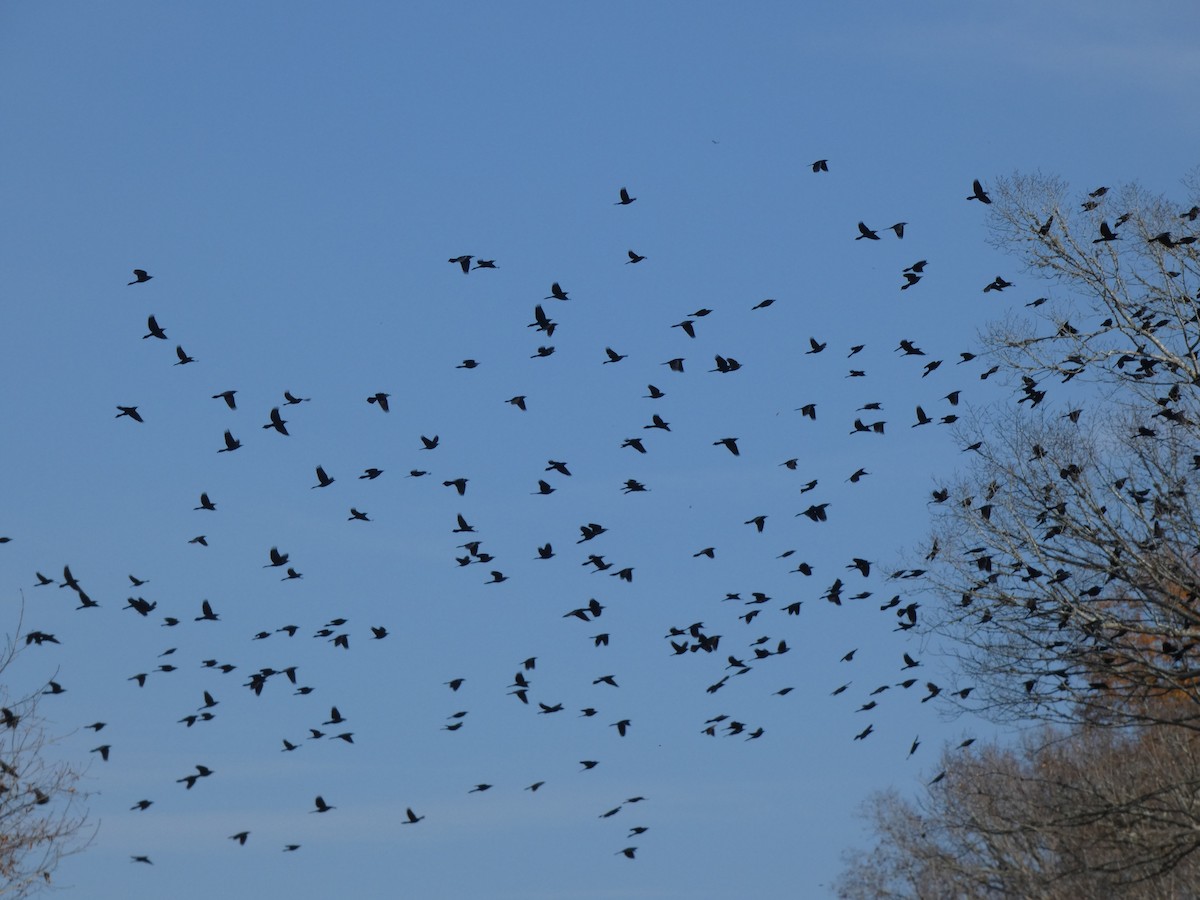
1, 2, 1198, 897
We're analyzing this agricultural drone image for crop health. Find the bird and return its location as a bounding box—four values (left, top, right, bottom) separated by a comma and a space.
645, 384, 665, 399
603, 347, 627, 364
143, 315, 167, 340
615, 187, 636, 205
889, 222, 907, 238
367, 392, 390, 412
545, 282, 569, 301
194, 492, 216, 511
855, 222, 880, 241
218, 430, 241, 452
195, 600, 219, 622
420, 435, 440, 450
91, 745, 110, 761
1093, 220, 1121, 243
403, 808, 424, 824
507, 395, 527, 410
313, 466, 334, 488
713, 437, 740, 456
626, 250, 645, 264
811, 159, 829, 173
212, 390, 237, 409
174, 345, 195, 365
127, 268, 152, 285
360, 467, 384, 479
115, 406, 144, 423
616, 847, 637, 859
312, 795, 335, 813
456, 359, 478, 369
472, 259, 496, 270
967, 179, 992, 203
348, 508, 370, 522
448, 255, 472, 273
266, 546, 289, 567
282, 391, 310, 404
229, 832, 250, 846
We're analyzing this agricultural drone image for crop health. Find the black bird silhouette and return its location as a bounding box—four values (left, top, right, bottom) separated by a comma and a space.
449, 255, 472, 273
443, 477, 468, 495
855, 222, 880, 241
472, 259, 496, 270
889, 222, 907, 238
367, 392, 390, 412
174, 345, 195, 365
1093, 221, 1121, 243
283, 391, 310, 404
128, 269, 153, 284
143, 315, 167, 340
403, 808, 424, 824
313, 466, 334, 488
212, 390, 237, 409
312, 795, 334, 813
713, 437, 740, 456
626, 250, 645, 264
545, 282, 569, 301
218, 430, 241, 452
421, 435, 439, 450
230, 832, 249, 846
263, 408, 288, 435
644, 384, 665, 399
967, 179, 991, 203
811, 159, 828, 173
116, 406, 144, 423
507, 395, 528, 410
751, 298, 776, 309
194, 493, 216, 511
615, 187, 636, 205
604, 347, 627, 364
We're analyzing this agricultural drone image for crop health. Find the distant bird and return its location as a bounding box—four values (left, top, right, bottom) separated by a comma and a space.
194, 492, 216, 511
188, 535, 208, 546
855, 222, 880, 241
143, 315, 167, 340
468, 784, 492, 793
91, 744, 110, 761
449, 255, 472, 273
472, 259, 496, 270
663, 358, 685, 372
174, 345, 195, 365
443, 477, 468, 495
545, 282, 569, 301
811, 159, 829, 173
283, 391, 310, 404
967, 179, 991, 203
604, 347, 627, 364
229, 831, 249, 846
218, 430, 241, 452
617, 847, 637, 859
745, 515, 767, 532
626, 250, 645, 264
531, 346, 555, 358
116, 406, 144, 423
266, 547, 289, 567
507, 395, 527, 410
1093, 221, 1121, 243
131, 855, 153, 865
403, 808, 424, 824
645, 384, 665, 399
367, 393, 390, 412
421, 435, 440, 450
312, 795, 334, 813
456, 359, 478, 369
128, 269, 152, 285
713, 437, 740, 456
263, 407, 288, 435
982, 276, 1012, 293
615, 187, 636, 205
889, 222, 907, 239
360, 467, 384, 479
212, 390, 237, 409
751, 298, 776, 310
348, 508, 370, 522
313, 466, 334, 488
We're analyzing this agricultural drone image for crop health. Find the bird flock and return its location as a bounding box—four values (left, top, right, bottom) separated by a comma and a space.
2, 173, 1084, 880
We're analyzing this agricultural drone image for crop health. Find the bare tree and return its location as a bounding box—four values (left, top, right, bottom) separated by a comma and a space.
917, 173, 1200, 732
0, 612, 92, 896
836, 722, 1200, 900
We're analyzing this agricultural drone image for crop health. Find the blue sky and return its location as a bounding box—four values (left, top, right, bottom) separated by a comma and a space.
2, 2, 1198, 897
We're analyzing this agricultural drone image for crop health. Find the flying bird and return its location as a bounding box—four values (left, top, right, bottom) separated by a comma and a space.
967, 179, 992, 203
143, 315, 167, 340
128, 269, 153, 284
615, 187, 636, 205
